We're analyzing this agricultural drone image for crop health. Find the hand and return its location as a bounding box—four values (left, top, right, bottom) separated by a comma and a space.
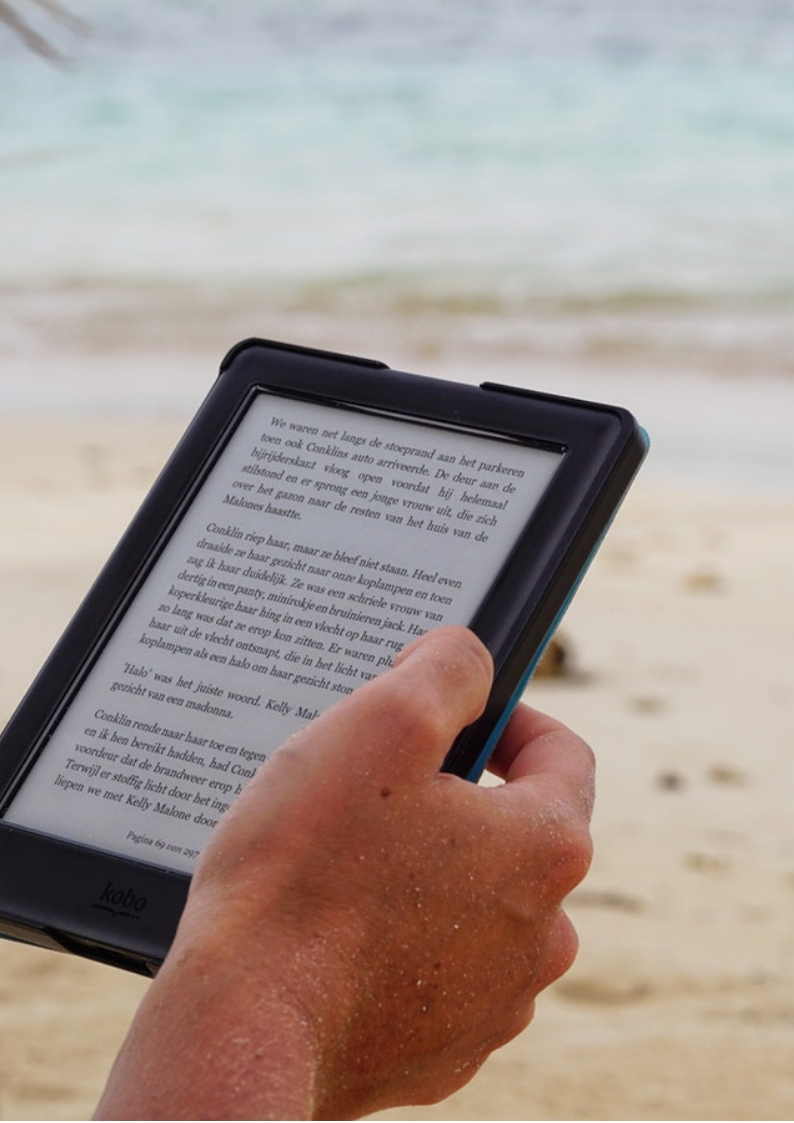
95, 626, 594, 1120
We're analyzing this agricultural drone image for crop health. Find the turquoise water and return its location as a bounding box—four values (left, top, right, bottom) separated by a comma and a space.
3, 0, 794, 306
3, 2, 794, 484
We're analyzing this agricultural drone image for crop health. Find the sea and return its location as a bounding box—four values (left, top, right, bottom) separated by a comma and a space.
2, 0, 794, 487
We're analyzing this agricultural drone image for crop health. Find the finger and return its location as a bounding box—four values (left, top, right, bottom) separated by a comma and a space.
487, 703, 596, 823
278, 625, 494, 782
340, 624, 493, 775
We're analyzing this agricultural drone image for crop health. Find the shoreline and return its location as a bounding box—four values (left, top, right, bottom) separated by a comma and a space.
2, 362, 794, 503
2, 277, 794, 499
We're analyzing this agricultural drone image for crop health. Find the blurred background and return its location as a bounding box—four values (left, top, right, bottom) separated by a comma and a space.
1, 0, 794, 484
1, 2, 793, 1119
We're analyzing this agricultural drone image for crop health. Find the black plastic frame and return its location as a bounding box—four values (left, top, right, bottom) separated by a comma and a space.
0, 339, 647, 974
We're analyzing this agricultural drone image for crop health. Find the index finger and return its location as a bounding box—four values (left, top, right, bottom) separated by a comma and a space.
487, 702, 596, 823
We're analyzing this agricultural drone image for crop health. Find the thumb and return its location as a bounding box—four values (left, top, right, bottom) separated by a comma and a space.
300, 624, 494, 780
192, 626, 493, 882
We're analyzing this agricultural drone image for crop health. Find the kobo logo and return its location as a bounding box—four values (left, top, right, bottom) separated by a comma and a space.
92, 881, 147, 920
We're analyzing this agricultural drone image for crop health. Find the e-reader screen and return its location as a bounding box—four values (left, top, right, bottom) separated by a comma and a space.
4, 391, 562, 874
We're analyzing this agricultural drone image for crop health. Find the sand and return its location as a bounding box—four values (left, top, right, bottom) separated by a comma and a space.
0, 390, 792, 1119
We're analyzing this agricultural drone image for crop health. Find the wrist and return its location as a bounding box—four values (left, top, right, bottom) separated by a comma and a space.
95, 933, 324, 1121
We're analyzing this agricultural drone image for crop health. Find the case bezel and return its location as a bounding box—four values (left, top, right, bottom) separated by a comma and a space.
0, 339, 647, 973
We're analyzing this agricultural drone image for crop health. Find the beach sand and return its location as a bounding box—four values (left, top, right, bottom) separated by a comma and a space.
0, 339, 792, 1120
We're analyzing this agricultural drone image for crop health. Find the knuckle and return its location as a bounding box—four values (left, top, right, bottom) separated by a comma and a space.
381, 682, 453, 749
538, 814, 594, 898
482, 995, 537, 1053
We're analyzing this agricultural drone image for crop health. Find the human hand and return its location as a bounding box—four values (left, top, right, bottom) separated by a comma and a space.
95, 626, 594, 1120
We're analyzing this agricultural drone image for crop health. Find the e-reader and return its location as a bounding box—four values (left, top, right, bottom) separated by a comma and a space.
0, 338, 647, 974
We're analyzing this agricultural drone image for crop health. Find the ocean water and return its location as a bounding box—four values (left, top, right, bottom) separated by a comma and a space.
2, 0, 794, 486
3, 0, 794, 297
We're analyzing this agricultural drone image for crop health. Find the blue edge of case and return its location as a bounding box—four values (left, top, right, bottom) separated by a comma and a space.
465, 425, 651, 782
